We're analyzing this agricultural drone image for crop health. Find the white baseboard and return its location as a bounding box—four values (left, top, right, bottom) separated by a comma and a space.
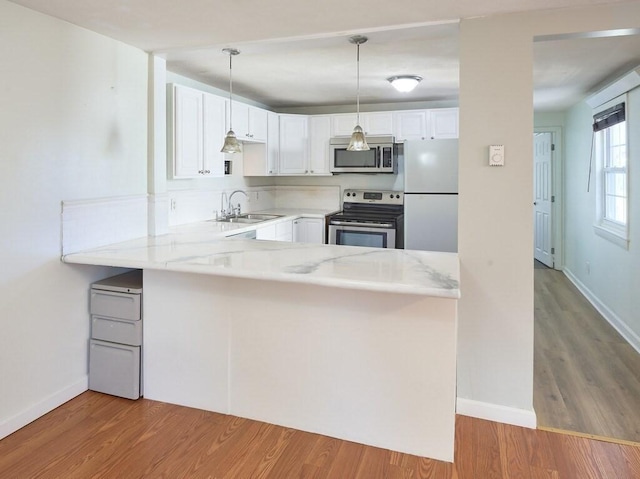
564, 268, 640, 355
456, 398, 537, 428
0, 377, 88, 440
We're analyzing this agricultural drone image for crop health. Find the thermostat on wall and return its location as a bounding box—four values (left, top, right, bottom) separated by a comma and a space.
489, 145, 505, 166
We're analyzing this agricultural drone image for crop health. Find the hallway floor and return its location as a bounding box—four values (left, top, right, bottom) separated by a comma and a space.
534, 264, 640, 443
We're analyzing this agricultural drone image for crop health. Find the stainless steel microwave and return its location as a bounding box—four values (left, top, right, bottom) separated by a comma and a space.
329, 136, 397, 173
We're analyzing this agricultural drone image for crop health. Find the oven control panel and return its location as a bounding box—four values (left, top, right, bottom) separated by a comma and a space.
343, 189, 404, 206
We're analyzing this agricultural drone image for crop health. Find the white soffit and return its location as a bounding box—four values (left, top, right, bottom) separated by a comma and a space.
586, 66, 640, 108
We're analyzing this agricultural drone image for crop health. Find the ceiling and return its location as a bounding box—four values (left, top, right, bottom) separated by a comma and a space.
8, 0, 640, 111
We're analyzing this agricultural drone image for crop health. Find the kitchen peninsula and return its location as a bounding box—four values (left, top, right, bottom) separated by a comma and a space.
63, 215, 460, 462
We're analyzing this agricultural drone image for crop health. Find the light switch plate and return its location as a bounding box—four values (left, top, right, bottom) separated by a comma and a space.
489, 145, 505, 166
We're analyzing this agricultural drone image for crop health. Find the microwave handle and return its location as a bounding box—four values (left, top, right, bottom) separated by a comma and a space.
377, 146, 381, 168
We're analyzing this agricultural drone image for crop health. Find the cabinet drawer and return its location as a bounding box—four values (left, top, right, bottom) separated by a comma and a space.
90, 289, 141, 320
91, 315, 142, 346
89, 339, 140, 400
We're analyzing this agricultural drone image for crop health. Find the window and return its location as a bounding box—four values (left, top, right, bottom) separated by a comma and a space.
593, 97, 628, 247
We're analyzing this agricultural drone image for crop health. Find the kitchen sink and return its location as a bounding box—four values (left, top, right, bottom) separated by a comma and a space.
213, 213, 283, 224
238, 213, 283, 221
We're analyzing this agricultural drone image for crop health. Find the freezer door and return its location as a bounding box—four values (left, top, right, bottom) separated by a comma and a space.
405, 194, 458, 252
404, 139, 458, 193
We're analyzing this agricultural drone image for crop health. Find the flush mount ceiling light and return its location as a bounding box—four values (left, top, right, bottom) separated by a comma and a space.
220, 48, 242, 154
387, 75, 423, 93
347, 35, 369, 152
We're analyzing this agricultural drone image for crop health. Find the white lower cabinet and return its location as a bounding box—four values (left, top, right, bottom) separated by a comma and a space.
256, 220, 293, 242
293, 218, 325, 244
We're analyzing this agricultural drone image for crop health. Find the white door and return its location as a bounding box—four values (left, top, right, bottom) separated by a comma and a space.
534, 132, 553, 267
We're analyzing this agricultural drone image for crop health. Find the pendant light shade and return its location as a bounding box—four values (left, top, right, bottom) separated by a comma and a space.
387, 75, 422, 93
347, 35, 370, 152
221, 48, 242, 154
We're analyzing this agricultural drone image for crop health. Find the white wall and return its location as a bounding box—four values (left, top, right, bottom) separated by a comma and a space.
0, 1, 148, 438
563, 88, 640, 349
457, 2, 640, 425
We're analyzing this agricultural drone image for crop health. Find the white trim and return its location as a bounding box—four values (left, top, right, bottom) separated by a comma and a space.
593, 223, 629, 249
456, 398, 537, 429
564, 268, 640, 355
0, 377, 88, 440
586, 66, 640, 109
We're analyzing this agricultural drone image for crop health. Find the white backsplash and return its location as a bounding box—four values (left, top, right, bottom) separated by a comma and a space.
61, 195, 148, 255
274, 185, 340, 211
167, 185, 340, 226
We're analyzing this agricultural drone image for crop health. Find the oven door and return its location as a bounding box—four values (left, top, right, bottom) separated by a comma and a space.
328, 222, 396, 248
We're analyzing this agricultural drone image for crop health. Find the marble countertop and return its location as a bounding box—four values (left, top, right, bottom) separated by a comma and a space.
62, 209, 460, 298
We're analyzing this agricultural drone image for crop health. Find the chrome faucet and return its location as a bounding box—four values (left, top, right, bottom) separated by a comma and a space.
227, 189, 248, 216
220, 191, 229, 218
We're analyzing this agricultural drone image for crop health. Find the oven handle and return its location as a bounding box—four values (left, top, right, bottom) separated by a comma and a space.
330, 220, 395, 228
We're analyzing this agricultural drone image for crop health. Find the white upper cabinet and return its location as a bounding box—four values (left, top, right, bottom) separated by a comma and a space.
242, 111, 279, 176
363, 112, 394, 136
202, 94, 226, 177
231, 101, 268, 142
266, 112, 279, 175
279, 114, 309, 175
428, 108, 459, 139
331, 114, 358, 137
308, 116, 331, 176
330, 112, 394, 137
393, 110, 428, 142
168, 84, 225, 179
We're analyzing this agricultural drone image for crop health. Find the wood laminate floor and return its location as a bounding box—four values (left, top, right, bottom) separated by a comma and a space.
534, 264, 640, 443
1, 391, 640, 478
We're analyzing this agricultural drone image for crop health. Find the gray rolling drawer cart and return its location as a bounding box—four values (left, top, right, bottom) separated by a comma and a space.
89, 270, 143, 400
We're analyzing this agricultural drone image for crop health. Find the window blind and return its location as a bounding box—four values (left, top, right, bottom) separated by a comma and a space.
593, 102, 625, 132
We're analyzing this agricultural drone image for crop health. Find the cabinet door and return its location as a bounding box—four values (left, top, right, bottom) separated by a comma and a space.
256, 223, 276, 240
429, 108, 459, 139
249, 107, 268, 142
309, 116, 331, 175
275, 220, 293, 242
303, 218, 325, 244
293, 218, 325, 244
393, 110, 428, 142
363, 112, 394, 135
293, 219, 303, 243
331, 114, 358, 137
267, 112, 279, 175
173, 85, 204, 178
279, 115, 309, 175
202, 93, 226, 177
231, 101, 250, 140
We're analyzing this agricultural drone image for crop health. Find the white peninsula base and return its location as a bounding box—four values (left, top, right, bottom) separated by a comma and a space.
142, 269, 457, 462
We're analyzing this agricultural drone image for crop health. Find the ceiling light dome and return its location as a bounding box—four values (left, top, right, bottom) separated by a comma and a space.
387, 75, 422, 93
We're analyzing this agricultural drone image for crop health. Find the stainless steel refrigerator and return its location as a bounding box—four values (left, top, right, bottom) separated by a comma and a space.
403, 139, 458, 252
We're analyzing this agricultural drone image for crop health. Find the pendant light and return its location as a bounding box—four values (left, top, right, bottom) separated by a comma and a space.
347, 35, 370, 151
220, 48, 242, 154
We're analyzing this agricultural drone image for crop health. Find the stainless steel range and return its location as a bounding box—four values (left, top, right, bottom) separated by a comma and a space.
328, 189, 404, 249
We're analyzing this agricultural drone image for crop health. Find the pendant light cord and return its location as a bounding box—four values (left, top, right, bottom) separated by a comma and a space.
228, 54, 233, 130
356, 42, 360, 125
